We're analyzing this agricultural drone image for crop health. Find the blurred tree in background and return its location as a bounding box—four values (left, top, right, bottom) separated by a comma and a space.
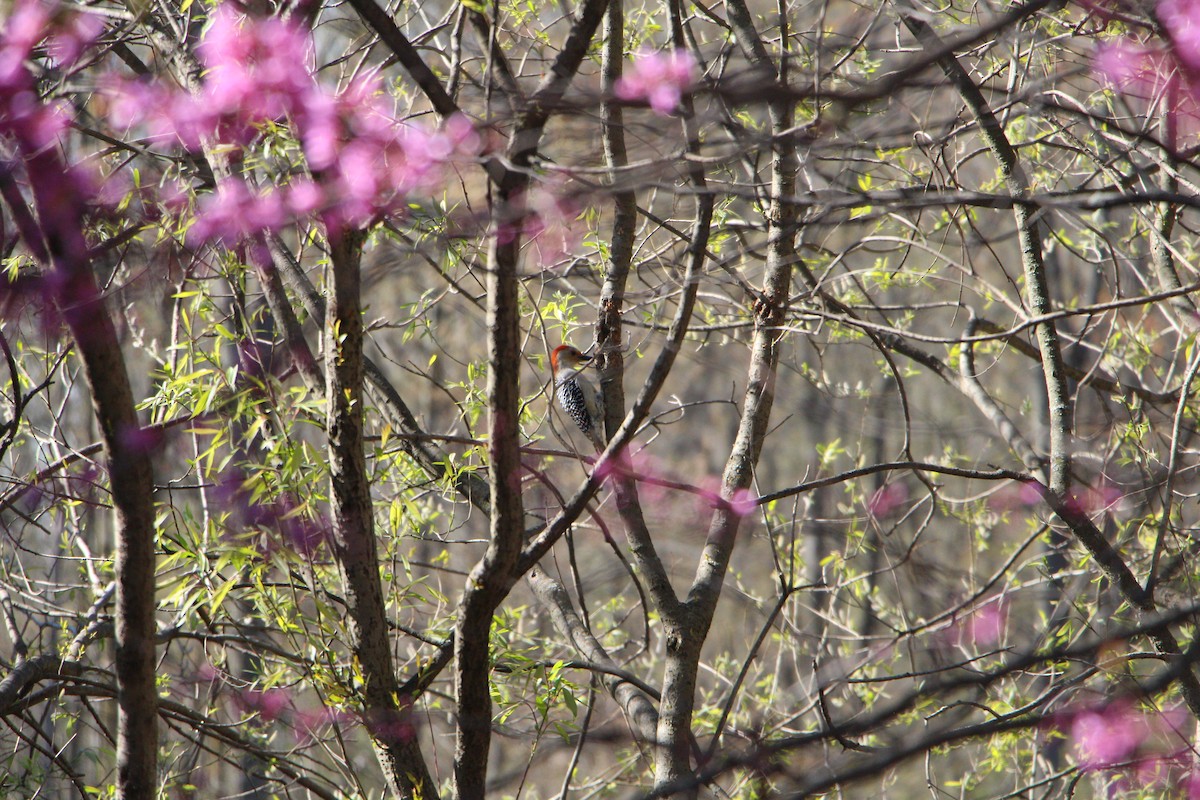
4, 0, 1200, 797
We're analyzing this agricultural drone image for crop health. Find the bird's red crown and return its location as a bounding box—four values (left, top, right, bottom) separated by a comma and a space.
550, 344, 590, 373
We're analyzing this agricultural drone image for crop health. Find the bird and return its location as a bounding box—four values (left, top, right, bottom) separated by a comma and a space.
550, 344, 606, 452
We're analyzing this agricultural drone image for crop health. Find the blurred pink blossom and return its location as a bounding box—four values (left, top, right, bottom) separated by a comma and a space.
369, 716, 415, 742
194, 661, 221, 684
212, 469, 328, 558
1159, 0, 1200, 71
295, 706, 351, 744
1, 2, 81, 149
594, 446, 671, 504
4, 94, 72, 150
0, 1, 110, 335
189, 180, 288, 245
198, 6, 312, 122
954, 597, 1008, 648
291, 76, 481, 227
596, 449, 758, 521
1093, 1, 1200, 146
615, 49, 697, 115
1071, 704, 1144, 769
118, 423, 165, 455
1187, 770, 1200, 799
45, 10, 104, 68
285, 178, 325, 216
1063, 482, 1124, 516
104, 8, 312, 147
867, 482, 908, 519
1134, 752, 1189, 790
1057, 700, 1200, 796
696, 476, 758, 519
993, 478, 1125, 517
97, 11, 481, 240
523, 182, 584, 268
238, 688, 292, 723
1095, 41, 1157, 87
0, 0, 51, 86
157, 178, 190, 212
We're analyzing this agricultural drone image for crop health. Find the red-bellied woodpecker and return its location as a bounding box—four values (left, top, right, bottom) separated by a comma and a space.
550, 344, 605, 451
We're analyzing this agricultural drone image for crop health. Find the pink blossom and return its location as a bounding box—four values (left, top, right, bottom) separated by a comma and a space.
728, 487, 758, 517
298, 87, 342, 170
294, 706, 351, 744
102, 76, 160, 129
365, 707, 416, 743
696, 476, 758, 518
1070, 704, 1145, 769
92, 166, 132, 210
104, 77, 215, 147
238, 688, 292, 723
0, 0, 51, 85
1159, 0, 1200, 71
165, 92, 223, 149
157, 178, 190, 213
4, 94, 71, 149
194, 661, 221, 684
522, 182, 584, 267
292, 75, 479, 223
330, 140, 383, 225
1093, 17, 1200, 146
277, 512, 328, 558
105, 7, 314, 149
1063, 481, 1125, 517
445, 113, 482, 152
45, 11, 104, 68
1134, 752, 1188, 789
955, 597, 1008, 648
867, 482, 908, 519
615, 49, 698, 115
1093, 41, 1152, 88
285, 178, 325, 216
594, 447, 672, 504
95, 11, 480, 233
119, 423, 165, 455
198, 6, 312, 120
189, 180, 287, 244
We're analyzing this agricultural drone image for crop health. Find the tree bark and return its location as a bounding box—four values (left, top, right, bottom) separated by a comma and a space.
651, 0, 798, 792
325, 228, 438, 799
3, 148, 160, 797
452, 3, 610, 795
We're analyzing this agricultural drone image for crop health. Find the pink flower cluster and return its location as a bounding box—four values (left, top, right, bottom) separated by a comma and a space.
990, 478, 1124, 516
105, 8, 312, 150
1058, 701, 1199, 795
615, 49, 698, 115
1, 1, 101, 172
867, 482, 909, 519
233, 685, 354, 744
497, 180, 585, 268
1093, 0, 1200, 146
105, 7, 480, 237
212, 470, 329, 558
950, 596, 1009, 648
1, 0, 114, 332
593, 446, 758, 520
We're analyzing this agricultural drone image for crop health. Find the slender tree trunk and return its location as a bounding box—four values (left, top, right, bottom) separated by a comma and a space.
13, 150, 160, 798
325, 228, 438, 799
652, 1, 798, 790
452, 212, 527, 800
